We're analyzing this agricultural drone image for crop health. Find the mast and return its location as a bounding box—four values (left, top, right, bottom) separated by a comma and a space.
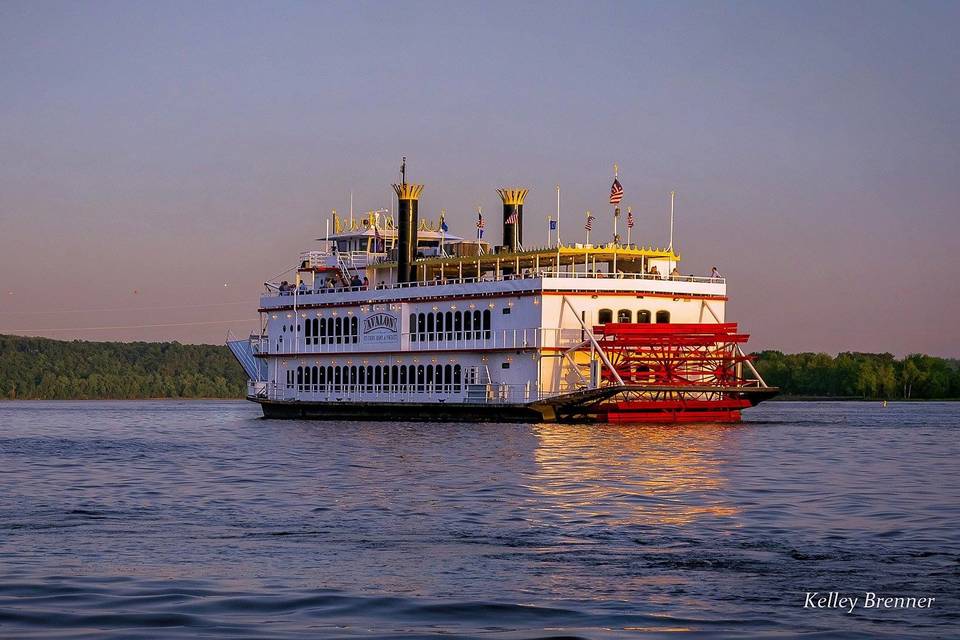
669, 190, 676, 273
556, 184, 561, 247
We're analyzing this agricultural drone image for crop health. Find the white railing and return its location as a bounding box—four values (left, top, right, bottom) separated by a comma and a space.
248, 381, 543, 404
299, 250, 332, 268
263, 270, 724, 299
250, 327, 585, 356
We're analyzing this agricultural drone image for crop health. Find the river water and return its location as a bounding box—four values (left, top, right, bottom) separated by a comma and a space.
0, 400, 956, 639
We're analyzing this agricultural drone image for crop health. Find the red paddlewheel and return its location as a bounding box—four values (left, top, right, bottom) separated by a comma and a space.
578, 323, 760, 424
591, 323, 755, 390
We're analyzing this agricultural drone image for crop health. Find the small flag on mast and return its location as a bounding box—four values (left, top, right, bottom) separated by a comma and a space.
505, 209, 518, 225
440, 215, 449, 232
549, 219, 557, 230
584, 213, 595, 231
609, 178, 623, 205
476, 211, 485, 238
627, 208, 635, 229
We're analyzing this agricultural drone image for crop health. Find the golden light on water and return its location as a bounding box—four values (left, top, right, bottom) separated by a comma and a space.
530, 424, 742, 527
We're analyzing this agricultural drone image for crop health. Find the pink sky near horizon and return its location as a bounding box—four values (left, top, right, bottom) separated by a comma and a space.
1, 2, 958, 357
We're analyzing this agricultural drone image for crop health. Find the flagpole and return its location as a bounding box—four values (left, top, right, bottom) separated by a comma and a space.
612, 164, 619, 249
548, 215, 553, 247
556, 184, 561, 247
669, 190, 675, 251
627, 206, 632, 247
585, 210, 590, 246
669, 190, 676, 273
439, 208, 446, 257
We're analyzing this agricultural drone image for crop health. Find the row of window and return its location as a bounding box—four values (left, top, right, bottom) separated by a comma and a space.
287, 363, 465, 394
303, 316, 360, 345
410, 309, 492, 342
598, 309, 670, 324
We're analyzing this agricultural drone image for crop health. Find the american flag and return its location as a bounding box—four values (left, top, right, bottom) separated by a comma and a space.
505, 209, 518, 224
476, 212, 485, 238
627, 208, 634, 229
609, 178, 623, 205
584, 213, 595, 231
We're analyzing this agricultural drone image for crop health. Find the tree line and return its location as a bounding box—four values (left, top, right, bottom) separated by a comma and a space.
1, 335, 246, 400
2, 335, 958, 401
752, 351, 960, 399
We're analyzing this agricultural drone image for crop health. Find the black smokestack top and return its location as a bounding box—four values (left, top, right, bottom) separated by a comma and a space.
392, 183, 424, 283
497, 188, 528, 253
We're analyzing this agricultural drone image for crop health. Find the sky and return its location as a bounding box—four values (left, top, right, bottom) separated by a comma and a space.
1, 0, 958, 356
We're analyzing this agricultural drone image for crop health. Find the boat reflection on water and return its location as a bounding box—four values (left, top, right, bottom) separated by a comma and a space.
530, 423, 743, 529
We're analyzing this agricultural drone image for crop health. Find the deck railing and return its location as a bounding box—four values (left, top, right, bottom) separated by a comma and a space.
251, 327, 585, 356
265, 270, 725, 298
248, 380, 545, 404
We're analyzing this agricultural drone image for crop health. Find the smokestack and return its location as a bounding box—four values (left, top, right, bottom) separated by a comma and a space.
497, 188, 528, 253
392, 182, 424, 283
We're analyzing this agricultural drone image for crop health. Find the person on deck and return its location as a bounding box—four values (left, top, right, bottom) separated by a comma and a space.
711, 266, 722, 280
670, 267, 682, 279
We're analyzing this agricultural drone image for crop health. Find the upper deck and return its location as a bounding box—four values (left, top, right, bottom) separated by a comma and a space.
259, 270, 726, 310
262, 241, 723, 310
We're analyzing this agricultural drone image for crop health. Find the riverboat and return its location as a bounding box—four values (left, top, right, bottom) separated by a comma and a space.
227, 165, 777, 423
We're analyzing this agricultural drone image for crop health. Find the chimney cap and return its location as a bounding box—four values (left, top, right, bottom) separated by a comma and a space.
392, 183, 424, 200
497, 188, 528, 206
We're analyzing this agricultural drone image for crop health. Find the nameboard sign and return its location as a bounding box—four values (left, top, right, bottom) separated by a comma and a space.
362, 312, 400, 344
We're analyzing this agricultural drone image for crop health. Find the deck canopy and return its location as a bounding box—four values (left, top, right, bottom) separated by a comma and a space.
370, 244, 681, 282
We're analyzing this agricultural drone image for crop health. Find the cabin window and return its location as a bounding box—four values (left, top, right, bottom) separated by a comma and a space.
351, 316, 359, 344
598, 309, 613, 324
435, 312, 444, 341
409, 314, 417, 342
483, 309, 492, 338
617, 309, 632, 323
656, 310, 671, 324
446, 311, 454, 340
444, 364, 452, 392
502, 307, 511, 315
454, 364, 462, 392
453, 311, 463, 339
637, 310, 651, 324
312, 366, 319, 392
473, 310, 482, 339
426, 313, 435, 341
501, 362, 510, 369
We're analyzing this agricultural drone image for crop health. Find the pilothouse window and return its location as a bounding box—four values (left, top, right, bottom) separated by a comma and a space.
598, 309, 613, 324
